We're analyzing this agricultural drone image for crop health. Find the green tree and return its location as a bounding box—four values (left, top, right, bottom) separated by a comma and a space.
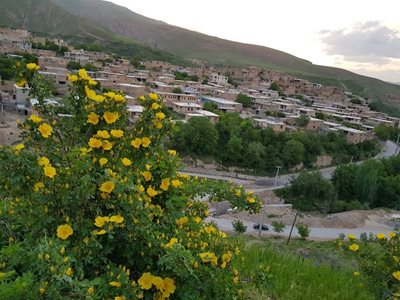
332, 164, 358, 201
354, 160, 382, 206
279, 171, 336, 213
296, 115, 310, 127
270, 81, 283, 95
67, 61, 82, 70
172, 87, 183, 94
83, 63, 98, 72
245, 142, 265, 173
184, 117, 218, 156
235, 93, 252, 108
225, 135, 243, 163
282, 139, 305, 168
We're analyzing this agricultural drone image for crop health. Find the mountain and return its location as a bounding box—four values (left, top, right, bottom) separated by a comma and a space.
1, 0, 399, 115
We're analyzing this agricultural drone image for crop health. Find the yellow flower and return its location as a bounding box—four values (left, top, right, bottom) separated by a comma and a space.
68, 74, 78, 82
38, 123, 53, 138
102, 140, 113, 151
138, 272, 153, 290
87, 112, 100, 125
33, 181, 45, 192
390, 232, 396, 238
85, 85, 97, 99
43, 165, 57, 178
155, 112, 166, 120
233, 276, 239, 285
104, 91, 116, 99
162, 278, 176, 296
160, 178, 170, 191
349, 244, 360, 252
26, 63, 40, 71
16, 79, 27, 87
87, 287, 94, 296
65, 267, 73, 277
94, 229, 106, 235
199, 252, 218, 265
96, 130, 110, 139
113, 94, 125, 102
148, 93, 158, 101
88, 79, 97, 86
121, 158, 131, 166
168, 150, 176, 156
139, 95, 146, 101
78, 69, 90, 80
141, 137, 151, 147
353, 271, 360, 277
393, 271, 400, 281
131, 138, 142, 149
376, 233, 386, 240
147, 187, 158, 197
111, 129, 124, 138
171, 179, 182, 188
103, 111, 120, 124
57, 224, 73, 240
99, 181, 115, 193
99, 157, 108, 166
151, 102, 160, 110
88, 137, 102, 148
29, 114, 42, 123
95, 216, 109, 227
38, 156, 50, 167
109, 281, 122, 287
152, 276, 163, 290
165, 237, 178, 249
39, 288, 45, 295
110, 215, 124, 224
13, 143, 25, 152
347, 234, 357, 240
115, 297, 125, 300
247, 197, 256, 203
176, 216, 189, 227
142, 171, 152, 181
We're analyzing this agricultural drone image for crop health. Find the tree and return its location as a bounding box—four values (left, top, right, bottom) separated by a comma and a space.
282, 139, 305, 168
225, 134, 243, 163
0, 65, 262, 299
296, 224, 310, 240
245, 141, 265, 173
279, 171, 336, 213
332, 164, 358, 201
270, 81, 283, 95
203, 102, 219, 114
83, 63, 98, 72
183, 117, 218, 156
235, 93, 252, 108
354, 160, 382, 206
315, 112, 326, 120
295, 115, 310, 127
271, 221, 286, 233
172, 87, 183, 94
67, 61, 82, 70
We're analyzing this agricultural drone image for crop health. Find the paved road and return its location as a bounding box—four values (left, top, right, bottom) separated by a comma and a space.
182, 140, 398, 189
208, 217, 394, 240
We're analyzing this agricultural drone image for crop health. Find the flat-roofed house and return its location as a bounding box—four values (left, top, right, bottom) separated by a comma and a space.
337, 126, 370, 144
185, 110, 220, 123
172, 102, 202, 114
200, 96, 242, 112
157, 92, 199, 103
254, 118, 286, 132
127, 105, 144, 124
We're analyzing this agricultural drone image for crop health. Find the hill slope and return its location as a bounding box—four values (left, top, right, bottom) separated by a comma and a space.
0, 0, 399, 114
49, 0, 400, 110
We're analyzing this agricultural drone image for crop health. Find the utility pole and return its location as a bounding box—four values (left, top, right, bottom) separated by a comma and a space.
274, 166, 281, 187
0, 92, 4, 125
396, 134, 400, 156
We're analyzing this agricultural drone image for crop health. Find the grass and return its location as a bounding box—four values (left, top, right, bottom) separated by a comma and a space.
233, 237, 374, 300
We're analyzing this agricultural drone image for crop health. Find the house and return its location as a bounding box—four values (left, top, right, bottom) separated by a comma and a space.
12, 84, 30, 102
254, 118, 286, 132
185, 110, 220, 123
306, 117, 324, 131
337, 126, 370, 144
200, 96, 242, 112
157, 92, 199, 103
209, 72, 228, 85
38, 57, 68, 69
171, 102, 202, 114
127, 105, 144, 123
115, 84, 146, 98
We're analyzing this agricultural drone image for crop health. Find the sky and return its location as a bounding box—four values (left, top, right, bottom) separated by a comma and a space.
109, 0, 400, 82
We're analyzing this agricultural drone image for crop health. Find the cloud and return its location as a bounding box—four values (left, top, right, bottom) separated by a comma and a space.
320, 21, 400, 65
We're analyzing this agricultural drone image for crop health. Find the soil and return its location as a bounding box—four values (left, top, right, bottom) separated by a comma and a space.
0, 111, 23, 145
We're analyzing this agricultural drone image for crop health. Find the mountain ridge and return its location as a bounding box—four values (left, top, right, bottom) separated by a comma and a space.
0, 0, 399, 115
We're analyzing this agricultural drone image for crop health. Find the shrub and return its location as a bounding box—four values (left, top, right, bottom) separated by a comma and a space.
0, 65, 262, 299
232, 220, 247, 234
296, 224, 311, 240
339, 231, 400, 299
271, 221, 286, 233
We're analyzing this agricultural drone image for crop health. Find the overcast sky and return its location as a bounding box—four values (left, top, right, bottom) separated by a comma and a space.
108, 0, 400, 82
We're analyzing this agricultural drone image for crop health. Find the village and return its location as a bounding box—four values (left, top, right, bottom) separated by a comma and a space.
1, 27, 400, 145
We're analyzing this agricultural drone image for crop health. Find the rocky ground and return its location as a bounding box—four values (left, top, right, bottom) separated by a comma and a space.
0, 111, 23, 146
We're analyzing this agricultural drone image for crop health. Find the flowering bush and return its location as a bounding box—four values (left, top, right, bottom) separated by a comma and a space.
337, 232, 400, 299
0, 65, 262, 299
